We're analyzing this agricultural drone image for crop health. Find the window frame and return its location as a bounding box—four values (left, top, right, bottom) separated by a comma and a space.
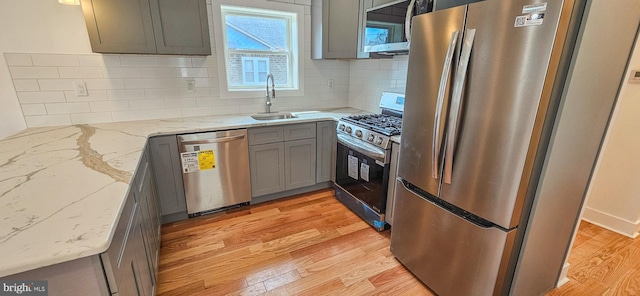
212, 0, 305, 99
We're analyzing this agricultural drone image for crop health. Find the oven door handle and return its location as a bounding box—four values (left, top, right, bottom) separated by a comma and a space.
337, 134, 388, 164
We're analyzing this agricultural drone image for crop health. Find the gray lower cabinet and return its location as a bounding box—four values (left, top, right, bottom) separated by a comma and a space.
149, 135, 188, 221
316, 121, 336, 183
80, 0, 210, 55
103, 145, 160, 296
285, 139, 317, 189
249, 123, 323, 198
249, 142, 286, 197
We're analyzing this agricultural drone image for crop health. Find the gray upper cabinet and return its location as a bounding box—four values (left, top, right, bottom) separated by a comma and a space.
316, 121, 336, 183
149, 135, 187, 220
149, 0, 211, 55
81, 0, 157, 54
312, 0, 368, 59
80, 0, 211, 55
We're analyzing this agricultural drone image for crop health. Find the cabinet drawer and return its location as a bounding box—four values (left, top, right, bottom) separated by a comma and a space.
284, 123, 317, 141
248, 126, 284, 145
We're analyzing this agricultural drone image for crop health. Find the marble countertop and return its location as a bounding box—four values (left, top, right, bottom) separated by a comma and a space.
0, 108, 367, 278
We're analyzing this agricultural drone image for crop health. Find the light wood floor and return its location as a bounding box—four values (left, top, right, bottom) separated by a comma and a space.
157, 188, 640, 296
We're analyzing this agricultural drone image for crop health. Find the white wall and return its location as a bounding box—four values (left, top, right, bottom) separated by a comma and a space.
0, 0, 92, 138
582, 34, 640, 238
0, 0, 350, 132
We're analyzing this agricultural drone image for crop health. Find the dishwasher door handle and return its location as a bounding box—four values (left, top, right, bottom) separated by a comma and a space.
180, 134, 245, 145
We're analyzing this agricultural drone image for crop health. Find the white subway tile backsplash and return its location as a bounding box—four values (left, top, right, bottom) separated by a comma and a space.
164, 98, 197, 109
64, 90, 108, 102
178, 68, 208, 78
71, 112, 113, 124
13, 80, 40, 91
179, 87, 211, 98
193, 78, 219, 88
78, 55, 121, 67
5, 53, 33, 66
144, 88, 180, 99
141, 67, 177, 78
58, 67, 103, 79
157, 57, 192, 67
31, 54, 79, 67
148, 108, 181, 119
85, 79, 125, 90
21, 104, 47, 116
89, 101, 130, 112
181, 107, 213, 117
102, 67, 142, 78
125, 78, 183, 89
45, 102, 90, 114
196, 97, 217, 107
111, 110, 149, 122
9, 67, 59, 79
129, 99, 165, 110
120, 56, 158, 67
191, 57, 217, 67
17, 91, 66, 104
106, 89, 146, 100
25, 114, 72, 127
38, 79, 80, 91
8, 41, 352, 127
211, 105, 239, 115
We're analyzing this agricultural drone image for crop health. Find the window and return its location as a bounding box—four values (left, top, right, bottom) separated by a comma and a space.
241, 57, 269, 84
219, 5, 299, 92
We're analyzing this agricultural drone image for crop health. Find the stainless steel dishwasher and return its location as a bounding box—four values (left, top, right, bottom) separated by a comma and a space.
177, 129, 251, 217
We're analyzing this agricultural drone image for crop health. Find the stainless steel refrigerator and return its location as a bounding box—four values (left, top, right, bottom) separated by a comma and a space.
390, 0, 592, 295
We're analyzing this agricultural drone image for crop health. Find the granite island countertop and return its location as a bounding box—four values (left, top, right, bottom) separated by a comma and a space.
0, 108, 367, 278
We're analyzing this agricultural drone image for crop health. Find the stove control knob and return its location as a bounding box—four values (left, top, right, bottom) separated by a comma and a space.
338, 124, 345, 131
376, 137, 384, 145
345, 126, 352, 133
367, 134, 375, 142
355, 130, 363, 138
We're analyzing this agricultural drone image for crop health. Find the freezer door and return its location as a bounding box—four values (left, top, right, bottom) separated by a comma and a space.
397, 5, 466, 197
390, 179, 516, 296
439, 0, 566, 229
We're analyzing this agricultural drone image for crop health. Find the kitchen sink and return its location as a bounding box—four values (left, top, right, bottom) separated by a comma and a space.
251, 112, 298, 120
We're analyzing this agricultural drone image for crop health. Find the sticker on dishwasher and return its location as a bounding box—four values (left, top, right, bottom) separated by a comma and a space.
180, 151, 199, 173
360, 163, 370, 182
198, 149, 216, 170
348, 155, 359, 180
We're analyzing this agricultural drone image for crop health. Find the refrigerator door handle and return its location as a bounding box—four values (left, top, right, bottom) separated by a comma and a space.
444, 28, 476, 184
433, 30, 460, 179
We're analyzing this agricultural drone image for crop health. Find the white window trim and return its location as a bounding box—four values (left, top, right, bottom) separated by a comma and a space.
241, 57, 270, 85
212, 0, 305, 99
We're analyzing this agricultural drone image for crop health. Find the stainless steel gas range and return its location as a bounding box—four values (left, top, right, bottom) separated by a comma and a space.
334, 92, 405, 231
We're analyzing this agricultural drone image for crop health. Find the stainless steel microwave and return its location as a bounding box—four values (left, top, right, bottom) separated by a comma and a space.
363, 0, 432, 54
363, 0, 484, 54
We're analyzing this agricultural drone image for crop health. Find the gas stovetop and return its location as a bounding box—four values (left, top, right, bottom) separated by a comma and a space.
342, 114, 402, 136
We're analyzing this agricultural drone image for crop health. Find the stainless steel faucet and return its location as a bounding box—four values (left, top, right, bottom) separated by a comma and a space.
265, 74, 275, 113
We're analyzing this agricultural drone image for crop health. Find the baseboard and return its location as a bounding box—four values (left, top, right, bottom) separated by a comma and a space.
556, 262, 570, 288
582, 207, 639, 238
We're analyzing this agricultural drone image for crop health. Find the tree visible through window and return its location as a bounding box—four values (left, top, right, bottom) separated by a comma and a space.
220, 5, 298, 91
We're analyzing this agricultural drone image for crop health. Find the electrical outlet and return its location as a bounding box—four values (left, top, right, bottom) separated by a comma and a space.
74, 81, 88, 97
328, 79, 335, 90
186, 79, 196, 93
